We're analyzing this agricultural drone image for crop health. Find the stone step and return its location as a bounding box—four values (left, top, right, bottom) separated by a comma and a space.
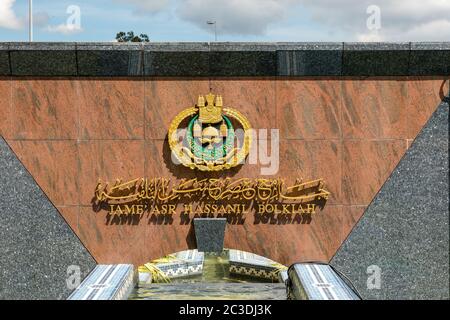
68, 264, 135, 300
287, 263, 360, 300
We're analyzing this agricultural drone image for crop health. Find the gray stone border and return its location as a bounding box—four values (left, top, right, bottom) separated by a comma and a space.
0, 42, 449, 76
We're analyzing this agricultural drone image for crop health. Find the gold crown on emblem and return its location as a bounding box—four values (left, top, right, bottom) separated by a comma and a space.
197, 93, 223, 124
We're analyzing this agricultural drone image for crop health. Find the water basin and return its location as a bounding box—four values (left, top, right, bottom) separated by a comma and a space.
129, 251, 287, 300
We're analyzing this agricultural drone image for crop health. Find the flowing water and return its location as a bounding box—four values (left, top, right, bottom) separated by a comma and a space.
128, 252, 287, 300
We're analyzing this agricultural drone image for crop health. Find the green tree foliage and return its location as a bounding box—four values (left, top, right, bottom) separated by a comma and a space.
116, 31, 149, 42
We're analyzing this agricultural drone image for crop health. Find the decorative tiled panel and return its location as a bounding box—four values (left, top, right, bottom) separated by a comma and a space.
229, 249, 277, 267
159, 264, 203, 278
140, 250, 204, 281
229, 265, 279, 281
174, 249, 204, 263
68, 264, 136, 300
288, 263, 360, 300
228, 249, 285, 282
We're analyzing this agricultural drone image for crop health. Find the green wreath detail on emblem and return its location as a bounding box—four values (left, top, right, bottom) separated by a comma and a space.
186, 115, 235, 162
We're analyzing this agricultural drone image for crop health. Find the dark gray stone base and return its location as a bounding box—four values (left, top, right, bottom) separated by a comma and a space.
193, 218, 227, 253
0, 137, 96, 300
331, 98, 449, 300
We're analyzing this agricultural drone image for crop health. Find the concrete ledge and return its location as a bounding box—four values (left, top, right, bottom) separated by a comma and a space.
68, 264, 136, 300
0, 42, 449, 76
287, 263, 360, 300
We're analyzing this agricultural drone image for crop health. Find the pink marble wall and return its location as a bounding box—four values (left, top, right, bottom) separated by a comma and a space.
0, 76, 447, 265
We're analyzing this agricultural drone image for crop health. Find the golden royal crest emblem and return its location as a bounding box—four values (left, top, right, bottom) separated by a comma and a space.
168, 93, 252, 171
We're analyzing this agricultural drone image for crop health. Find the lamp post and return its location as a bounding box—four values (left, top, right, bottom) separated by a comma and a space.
206, 20, 217, 42
29, 0, 33, 42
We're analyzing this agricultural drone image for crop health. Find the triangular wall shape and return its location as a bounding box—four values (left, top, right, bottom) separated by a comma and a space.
331, 98, 449, 300
0, 137, 96, 300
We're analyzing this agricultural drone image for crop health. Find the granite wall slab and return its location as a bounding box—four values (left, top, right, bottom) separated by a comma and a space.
144, 42, 210, 77
277, 43, 343, 76
1, 42, 450, 76
77, 43, 143, 76
0, 137, 96, 300
342, 42, 410, 76
331, 99, 449, 300
9, 43, 77, 76
410, 43, 450, 76
0, 43, 10, 76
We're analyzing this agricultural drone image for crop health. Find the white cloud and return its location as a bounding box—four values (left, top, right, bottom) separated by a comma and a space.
296, 0, 450, 41
390, 19, 450, 41
0, 0, 22, 29
176, 0, 294, 35
120, 0, 450, 40
356, 32, 383, 42
4, 0, 441, 40
46, 23, 83, 35
117, 0, 294, 35
0, 0, 49, 31
114, 0, 170, 14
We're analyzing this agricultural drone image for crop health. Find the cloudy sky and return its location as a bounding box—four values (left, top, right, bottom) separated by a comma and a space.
0, 0, 449, 42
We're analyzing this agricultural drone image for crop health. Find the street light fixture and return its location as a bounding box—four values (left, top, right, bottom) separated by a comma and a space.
206, 20, 217, 42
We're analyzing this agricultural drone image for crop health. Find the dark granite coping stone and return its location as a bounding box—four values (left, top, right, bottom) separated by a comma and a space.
144, 42, 210, 51
9, 42, 76, 50
210, 42, 280, 51
276, 42, 343, 50
411, 42, 450, 50
1, 42, 449, 76
343, 42, 410, 50
77, 43, 142, 50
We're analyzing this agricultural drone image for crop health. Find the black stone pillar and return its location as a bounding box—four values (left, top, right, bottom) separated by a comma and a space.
193, 218, 227, 253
